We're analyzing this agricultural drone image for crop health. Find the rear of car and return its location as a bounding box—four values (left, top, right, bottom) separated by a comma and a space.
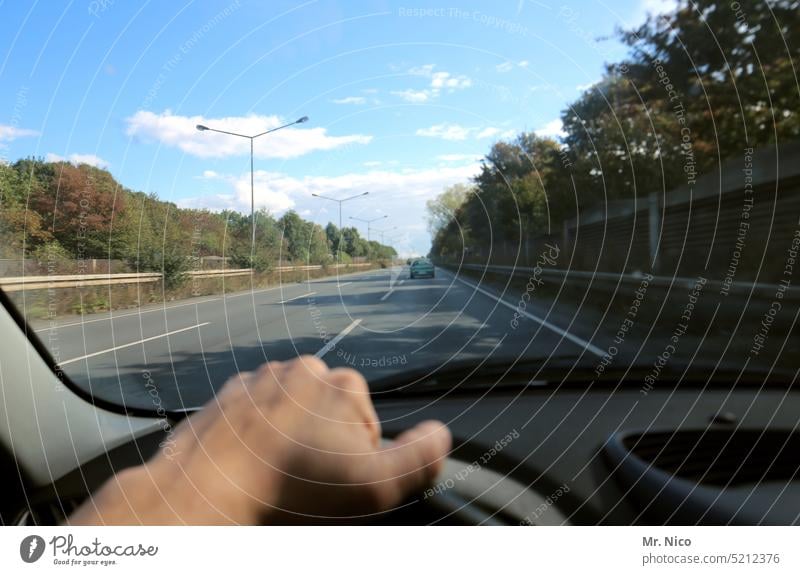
409, 259, 435, 279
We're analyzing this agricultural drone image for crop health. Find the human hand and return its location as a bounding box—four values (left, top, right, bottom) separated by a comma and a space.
69, 356, 451, 524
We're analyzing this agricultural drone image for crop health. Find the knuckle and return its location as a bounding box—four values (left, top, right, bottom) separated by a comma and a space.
292, 355, 329, 377
328, 368, 369, 394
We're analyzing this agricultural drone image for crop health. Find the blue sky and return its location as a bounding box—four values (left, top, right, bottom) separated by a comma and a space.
0, 0, 674, 256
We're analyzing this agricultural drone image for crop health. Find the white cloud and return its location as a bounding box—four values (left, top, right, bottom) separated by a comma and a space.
437, 154, 483, 162
183, 163, 483, 256
391, 89, 431, 103
45, 153, 110, 169
417, 124, 513, 141
627, 0, 679, 26
183, 163, 481, 216
363, 161, 382, 167
495, 60, 529, 73
476, 127, 502, 139
332, 96, 366, 105
535, 119, 566, 139
392, 64, 472, 103
125, 110, 372, 159
430, 71, 472, 90
416, 123, 472, 141
0, 125, 38, 142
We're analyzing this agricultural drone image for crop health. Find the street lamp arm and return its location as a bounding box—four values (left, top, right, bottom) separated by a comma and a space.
251, 117, 307, 139
196, 125, 251, 139
311, 193, 340, 203
197, 116, 308, 139
340, 192, 369, 202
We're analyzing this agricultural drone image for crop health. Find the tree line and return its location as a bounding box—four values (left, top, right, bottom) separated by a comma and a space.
428, 0, 799, 260
0, 158, 396, 285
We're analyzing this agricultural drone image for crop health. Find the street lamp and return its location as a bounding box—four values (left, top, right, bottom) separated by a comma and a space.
311, 192, 369, 260
349, 214, 386, 243
373, 225, 397, 245
196, 115, 308, 256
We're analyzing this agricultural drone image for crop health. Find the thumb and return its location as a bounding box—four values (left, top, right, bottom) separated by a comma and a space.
372, 420, 452, 508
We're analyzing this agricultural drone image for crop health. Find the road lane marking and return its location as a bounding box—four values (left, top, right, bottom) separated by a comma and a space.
337, 282, 353, 287
35, 267, 379, 331
277, 291, 316, 304
35, 299, 221, 332
225, 286, 284, 298
448, 272, 606, 357
58, 322, 211, 366
315, 318, 362, 358
380, 288, 395, 301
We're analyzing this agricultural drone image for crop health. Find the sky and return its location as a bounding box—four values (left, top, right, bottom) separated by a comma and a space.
0, 0, 676, 257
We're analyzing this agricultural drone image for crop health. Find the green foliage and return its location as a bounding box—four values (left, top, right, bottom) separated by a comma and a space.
429, 0, 800, 261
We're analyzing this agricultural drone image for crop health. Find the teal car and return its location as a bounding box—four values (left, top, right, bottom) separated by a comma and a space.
409, 258, 435, 279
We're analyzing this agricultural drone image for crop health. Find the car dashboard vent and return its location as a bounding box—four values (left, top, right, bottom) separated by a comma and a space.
622, 429, 800, 486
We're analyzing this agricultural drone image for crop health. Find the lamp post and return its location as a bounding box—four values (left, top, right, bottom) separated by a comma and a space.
311, 192, 369, 260
349, 214, 386, 243
196, 116, 308, 257
373, 225, 397, 245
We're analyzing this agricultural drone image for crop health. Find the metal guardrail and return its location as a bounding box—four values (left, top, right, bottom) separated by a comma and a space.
0, 263, 373, 292
443, 262, 800, 301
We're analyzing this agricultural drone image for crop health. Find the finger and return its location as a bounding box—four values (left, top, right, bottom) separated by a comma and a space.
371, 420, 452, 508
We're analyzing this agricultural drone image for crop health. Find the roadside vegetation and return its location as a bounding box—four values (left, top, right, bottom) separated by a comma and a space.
427, 0, 799, 260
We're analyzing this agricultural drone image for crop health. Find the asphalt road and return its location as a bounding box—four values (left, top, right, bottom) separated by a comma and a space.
33, 265, 609, 411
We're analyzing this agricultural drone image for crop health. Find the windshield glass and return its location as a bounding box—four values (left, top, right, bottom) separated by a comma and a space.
1, 0, 798, 411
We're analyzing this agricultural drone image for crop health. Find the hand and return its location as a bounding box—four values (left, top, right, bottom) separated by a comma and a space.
69, 356, 451, 524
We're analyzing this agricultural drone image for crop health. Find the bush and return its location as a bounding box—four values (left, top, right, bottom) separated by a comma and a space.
230, 251, 272, 273
128, 250, 189, 290
31, 241, 73, 272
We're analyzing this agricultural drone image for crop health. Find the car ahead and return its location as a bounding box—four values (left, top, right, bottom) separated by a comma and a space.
409, 258, 435, 279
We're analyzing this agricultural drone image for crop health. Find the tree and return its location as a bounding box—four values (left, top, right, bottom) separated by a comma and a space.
425, 183, 473, 236
278, 210, 312, 262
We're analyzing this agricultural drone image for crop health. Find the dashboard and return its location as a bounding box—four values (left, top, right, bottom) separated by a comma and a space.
5, 383, 799, 525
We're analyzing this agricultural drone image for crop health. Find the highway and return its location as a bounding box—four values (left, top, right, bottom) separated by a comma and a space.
32, 265, 609, 412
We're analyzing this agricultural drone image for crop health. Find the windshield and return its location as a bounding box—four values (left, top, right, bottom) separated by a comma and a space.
1, 0, 797, 411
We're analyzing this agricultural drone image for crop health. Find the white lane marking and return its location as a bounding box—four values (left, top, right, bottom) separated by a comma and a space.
277, 291, 316, 304
337, 281, 353, 287
398, 279, 405, 286
35, 299, 221, 332
36, 267, 378, 331
380, 288, 395, 301
315, 318, 362, 358
449, 272, 606, 358
58, 322, 210, 366
225, 286, 284, 298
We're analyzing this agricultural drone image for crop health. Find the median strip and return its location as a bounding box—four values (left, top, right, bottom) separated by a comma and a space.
58, 322, 211, 366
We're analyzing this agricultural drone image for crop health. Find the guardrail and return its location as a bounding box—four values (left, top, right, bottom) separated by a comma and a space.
440, 262, 800, 301
0, 263, 374, 292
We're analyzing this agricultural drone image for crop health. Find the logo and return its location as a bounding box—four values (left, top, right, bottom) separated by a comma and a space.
20, 535, 46, 563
